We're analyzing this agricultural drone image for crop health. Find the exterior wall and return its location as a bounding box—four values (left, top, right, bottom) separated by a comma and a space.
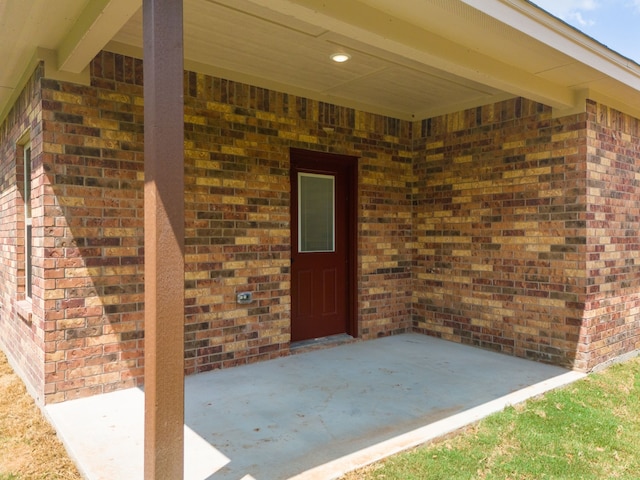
36, 51, 413, 402
412, 98, 590, 369
181, 70, 413, 375
582, 100, 640, 368
0, 64, 46, 400
39, 56, 146, 403
3, 53, 640, 405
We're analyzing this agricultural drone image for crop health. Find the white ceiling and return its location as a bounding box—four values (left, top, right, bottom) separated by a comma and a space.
109, 0, 509, 119
2, 0, 640, 122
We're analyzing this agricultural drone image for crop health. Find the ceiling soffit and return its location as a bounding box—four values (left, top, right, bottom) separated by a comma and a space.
3, 0, 640, 122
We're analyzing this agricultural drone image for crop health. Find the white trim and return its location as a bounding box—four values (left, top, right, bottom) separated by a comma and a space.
0, 47, 90, 125
462, 0, 640, 86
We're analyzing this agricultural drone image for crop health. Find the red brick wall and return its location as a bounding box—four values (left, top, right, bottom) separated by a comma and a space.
0, 64, 46, 401
582, 100, 640, 368
38, 55, 146, 402
35, 52, 413, 402
181, 70, 414, 373
412, 98, 590, 369
4, 52, 640, 404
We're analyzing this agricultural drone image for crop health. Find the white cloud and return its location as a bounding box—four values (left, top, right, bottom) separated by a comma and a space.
531, 0, 640, 62
532, 0, 600, 25
628, 0, 640, 13
567, 11, 595, 27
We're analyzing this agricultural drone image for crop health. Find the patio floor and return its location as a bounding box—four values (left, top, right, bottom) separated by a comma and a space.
45, 334, 584, 479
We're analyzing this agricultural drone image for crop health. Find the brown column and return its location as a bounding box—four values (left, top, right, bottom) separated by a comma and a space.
143, 0, 185, 478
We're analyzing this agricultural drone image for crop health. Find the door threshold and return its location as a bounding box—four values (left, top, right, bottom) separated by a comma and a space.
290, 334, 355, 354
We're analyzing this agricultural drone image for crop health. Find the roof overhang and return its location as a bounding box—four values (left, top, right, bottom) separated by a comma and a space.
2, 0, 640, 123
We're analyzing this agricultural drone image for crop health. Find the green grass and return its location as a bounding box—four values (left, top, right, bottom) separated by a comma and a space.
346, 357, 640, 480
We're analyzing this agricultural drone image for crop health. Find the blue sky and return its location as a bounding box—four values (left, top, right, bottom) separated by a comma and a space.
531, 0, 640, 63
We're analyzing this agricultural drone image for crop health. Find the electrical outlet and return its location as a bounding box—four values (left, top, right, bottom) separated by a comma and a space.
236, 292, 252, 304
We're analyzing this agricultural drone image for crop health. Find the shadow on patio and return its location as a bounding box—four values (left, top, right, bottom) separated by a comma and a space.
45, 334, 584, 479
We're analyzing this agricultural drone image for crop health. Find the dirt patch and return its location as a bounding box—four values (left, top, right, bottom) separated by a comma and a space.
0, 351, 81, 479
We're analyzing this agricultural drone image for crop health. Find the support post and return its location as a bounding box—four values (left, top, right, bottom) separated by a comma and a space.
143, 0, 185, 478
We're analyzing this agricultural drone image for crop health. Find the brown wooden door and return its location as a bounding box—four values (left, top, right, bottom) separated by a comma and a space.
290, 149, 357, 342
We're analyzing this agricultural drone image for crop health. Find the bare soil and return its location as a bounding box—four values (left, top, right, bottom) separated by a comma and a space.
0, 351, 81, 480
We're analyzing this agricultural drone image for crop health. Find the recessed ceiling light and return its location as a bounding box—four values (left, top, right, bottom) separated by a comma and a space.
330, 53, 351, 63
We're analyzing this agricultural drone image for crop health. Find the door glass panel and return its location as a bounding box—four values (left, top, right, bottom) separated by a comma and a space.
299, 173, 334, 252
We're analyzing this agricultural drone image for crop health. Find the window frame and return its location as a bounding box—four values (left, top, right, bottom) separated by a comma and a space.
16, 132, 33, 304
23, 144, 32, 300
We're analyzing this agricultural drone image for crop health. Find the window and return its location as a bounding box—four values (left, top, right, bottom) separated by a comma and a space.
298, 172, 335, 253
14, 134, 33, 322
23, 145, 32, 299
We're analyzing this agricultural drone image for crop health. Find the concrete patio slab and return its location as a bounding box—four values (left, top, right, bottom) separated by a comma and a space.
46, 334, 585, 479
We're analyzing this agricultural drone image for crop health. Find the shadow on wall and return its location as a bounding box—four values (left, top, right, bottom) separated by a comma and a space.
411, 98, 640, 372
42, 74, 146, 401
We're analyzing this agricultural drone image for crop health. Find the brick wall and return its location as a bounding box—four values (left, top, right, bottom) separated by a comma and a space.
181, 70, 413, 373
35, 52, 413, 402
4, 51, 640, 404
412, 98, 590, 369
582, 100, 640, 368
0, 64, 46, 400
39, 55, 146, 402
